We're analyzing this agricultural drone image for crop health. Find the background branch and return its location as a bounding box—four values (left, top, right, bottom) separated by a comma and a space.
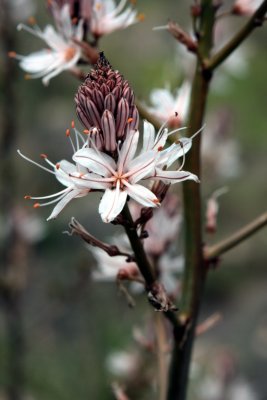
204, 0, 267, 71
205, 211, 267, 261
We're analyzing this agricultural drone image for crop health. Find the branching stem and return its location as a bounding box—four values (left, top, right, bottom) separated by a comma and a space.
205, 211, 267, 261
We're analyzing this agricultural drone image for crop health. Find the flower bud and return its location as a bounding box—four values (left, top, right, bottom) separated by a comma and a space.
75, 52, 139, 153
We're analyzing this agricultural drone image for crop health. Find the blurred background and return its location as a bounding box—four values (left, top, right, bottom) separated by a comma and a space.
0, 0, 267, 399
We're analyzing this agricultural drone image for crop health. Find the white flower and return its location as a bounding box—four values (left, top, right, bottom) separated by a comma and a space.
11, 4, 84, 85
147, 81, 191, 128
233, 0, 263, 16
72, 122, 199, 223
18, 125, 90, 220
90, 0, 142, 37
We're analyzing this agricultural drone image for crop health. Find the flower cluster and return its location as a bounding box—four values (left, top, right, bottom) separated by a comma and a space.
11, 0, 142, 84
10, 2, 84, 85
19, 53, 198, 223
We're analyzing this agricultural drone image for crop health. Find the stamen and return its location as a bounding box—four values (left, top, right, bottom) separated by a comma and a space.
71, 120, 75, 129
66, 129, 70, 137
8, 51, 17, 58
56, 163, 60, 169
152, 25, 169, 31
138, 13, 145, 21
178, 141, 186, 171
24, 195, 31, 199
127, 118, 133, 123
17, 150, 56, 175
26, 187, 70, 200
191, 124, 205, 140
33, 203, 40, 208
28, 16, 37, 25
83, 130, 90, 134
40, 153, 47, 159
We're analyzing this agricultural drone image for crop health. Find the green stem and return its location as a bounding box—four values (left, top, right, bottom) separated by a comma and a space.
167, 1, 216, 399
205, 0, 267, 71
205, 211, 267, 261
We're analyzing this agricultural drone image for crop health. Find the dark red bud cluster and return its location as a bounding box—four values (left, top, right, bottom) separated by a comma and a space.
75, 52, 139, 154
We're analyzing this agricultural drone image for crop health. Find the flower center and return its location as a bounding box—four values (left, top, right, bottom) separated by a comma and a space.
64, 47, 76, 61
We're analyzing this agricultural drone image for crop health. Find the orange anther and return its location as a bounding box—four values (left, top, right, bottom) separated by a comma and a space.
40, 153, 47, 159
28, 16, 37, 25
71, 120, 75, 129
24, 195, 31, 200
127, 118, 134, 123
56, 163, 60, 169
33, 203, 40, 208
64, 47, 76, 61
157, 146, 163, 151
83, 129, 90, 134
153, 198, 160, 205
8, 51, 17, 58
79, 173, 84, 178
138, 13, 145, 22
66, 128, 70, 137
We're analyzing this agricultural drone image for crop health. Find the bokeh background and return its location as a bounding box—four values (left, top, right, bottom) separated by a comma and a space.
0, 0, 267, 399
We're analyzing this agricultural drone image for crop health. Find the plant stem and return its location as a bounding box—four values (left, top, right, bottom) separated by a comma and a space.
204, 211, 267, 261
154, 313, 168, 400
204, 0, 267, 71
121, 203, 156, 287
167, 2, 216, 399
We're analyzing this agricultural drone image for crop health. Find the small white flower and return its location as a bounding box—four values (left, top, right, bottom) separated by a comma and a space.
11, 3, 84, 85
90, 0, 142, 38
147, 81, 191, 128
72, 122, 199, 223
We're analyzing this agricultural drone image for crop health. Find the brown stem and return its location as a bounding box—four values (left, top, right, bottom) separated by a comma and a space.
204, 211, 267, 261
205, 0, 267, 71
154, 313, 168, 400
167, 1, 216, 399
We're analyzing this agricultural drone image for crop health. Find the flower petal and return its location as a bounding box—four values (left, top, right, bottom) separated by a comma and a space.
124, 182, 160, 208
99, 185, 128, 223
47, 188, 86, 220
73, 148, 116, 176
142, 120, 155, 152
151, 168, 200, 184
126, 150, 157, 183
117, 129, 139, 174
70, 172, 112, 190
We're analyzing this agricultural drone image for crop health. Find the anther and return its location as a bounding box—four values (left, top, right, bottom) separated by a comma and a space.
33, 203, 40, 208
24, 195, 31, 199
56, 163, 60, 170
71, 120, 75, 129
153, 198, 160, 205
138, 13, 145, 21
28, 16, 37, 25
127, 118, 134, 123
40, 153, 47, 159
157, 146, 163, 151
72, 17, 78, 24
66, 129, 70, 137
8, 51, 17, 58
83, 129, 90, 134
